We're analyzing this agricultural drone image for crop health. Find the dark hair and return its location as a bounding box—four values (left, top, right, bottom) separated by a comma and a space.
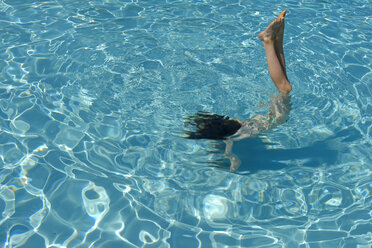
184, 111, 241, 140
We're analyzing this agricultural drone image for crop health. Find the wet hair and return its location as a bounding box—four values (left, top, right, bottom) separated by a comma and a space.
184, 111, 241, 140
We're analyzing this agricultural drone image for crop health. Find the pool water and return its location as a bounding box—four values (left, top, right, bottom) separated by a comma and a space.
0, 0, 371, 247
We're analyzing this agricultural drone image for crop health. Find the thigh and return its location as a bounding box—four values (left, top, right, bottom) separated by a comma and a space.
268, 93, 292, 125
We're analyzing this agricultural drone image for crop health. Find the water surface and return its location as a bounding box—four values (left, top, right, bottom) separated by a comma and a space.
0, 0, 371, 247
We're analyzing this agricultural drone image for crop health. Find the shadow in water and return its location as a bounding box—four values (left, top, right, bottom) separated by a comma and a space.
212, 127, 360, 173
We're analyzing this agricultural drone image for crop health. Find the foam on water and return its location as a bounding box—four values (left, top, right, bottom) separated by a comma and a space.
0, 0, 371, 247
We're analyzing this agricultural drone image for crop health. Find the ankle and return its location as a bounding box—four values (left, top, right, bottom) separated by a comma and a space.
261, 38, 275, 45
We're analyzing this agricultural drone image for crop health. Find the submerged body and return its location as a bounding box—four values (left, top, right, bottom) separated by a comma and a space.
186, 93, 291, 140
184, 10, 293, 171
233, 93, 291, 141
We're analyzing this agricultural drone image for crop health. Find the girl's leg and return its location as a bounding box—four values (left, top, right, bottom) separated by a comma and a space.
258, 10, 292, 94
275, 16, 287, 78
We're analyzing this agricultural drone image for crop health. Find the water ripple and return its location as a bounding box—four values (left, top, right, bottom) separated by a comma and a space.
0, 0, 371, 247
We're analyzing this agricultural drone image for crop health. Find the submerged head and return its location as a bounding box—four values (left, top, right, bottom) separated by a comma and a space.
184, 111, 241, 140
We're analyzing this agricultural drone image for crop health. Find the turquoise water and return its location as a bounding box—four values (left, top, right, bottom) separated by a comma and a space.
0, 0, 371, 247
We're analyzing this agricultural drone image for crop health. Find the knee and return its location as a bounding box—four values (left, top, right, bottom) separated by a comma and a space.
279, 80, 292, 94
